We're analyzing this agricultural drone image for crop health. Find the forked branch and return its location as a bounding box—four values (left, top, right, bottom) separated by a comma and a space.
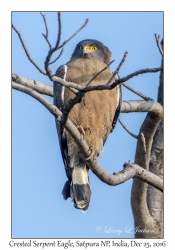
40, 12, 52, 49
49, 48, 64, 65
44, 16, 89, 78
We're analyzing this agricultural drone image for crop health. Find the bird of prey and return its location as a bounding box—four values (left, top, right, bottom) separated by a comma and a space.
53, 39, 121, 212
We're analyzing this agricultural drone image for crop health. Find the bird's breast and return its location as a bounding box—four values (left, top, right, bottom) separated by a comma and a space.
64, 58, 117, 158
66, 58, 113, 85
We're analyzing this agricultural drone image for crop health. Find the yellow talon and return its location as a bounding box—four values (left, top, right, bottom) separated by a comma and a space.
77, 125, 85, 140
84, 126, 92, 135
86, 146, 97, 161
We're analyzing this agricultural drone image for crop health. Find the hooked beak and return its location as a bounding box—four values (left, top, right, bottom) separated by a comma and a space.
83, 46, 89, 55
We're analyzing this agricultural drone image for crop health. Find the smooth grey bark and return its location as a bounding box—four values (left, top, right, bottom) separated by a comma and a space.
147, 55, 163, 238
131, 49, 163, 238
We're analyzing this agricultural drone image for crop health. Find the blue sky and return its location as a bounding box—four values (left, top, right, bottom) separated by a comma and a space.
12, 12, 163, 238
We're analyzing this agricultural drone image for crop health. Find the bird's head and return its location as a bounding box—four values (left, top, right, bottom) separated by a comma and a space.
70, 39, 112, 64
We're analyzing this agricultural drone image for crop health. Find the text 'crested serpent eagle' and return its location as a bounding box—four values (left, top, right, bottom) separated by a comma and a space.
54, 39, 121, 212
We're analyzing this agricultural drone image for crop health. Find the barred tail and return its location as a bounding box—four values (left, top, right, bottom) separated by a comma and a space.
62, 166, 91, 212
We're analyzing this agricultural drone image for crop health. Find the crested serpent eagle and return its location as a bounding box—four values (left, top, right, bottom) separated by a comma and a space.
54, 39, 121, 212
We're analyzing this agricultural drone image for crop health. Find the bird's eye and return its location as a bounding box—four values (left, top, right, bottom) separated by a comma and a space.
80, 46, 83, 50
92, 46, 97, 51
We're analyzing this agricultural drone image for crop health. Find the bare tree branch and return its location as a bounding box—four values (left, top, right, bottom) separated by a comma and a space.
107, 51, 128, 85
155, 34, 163, 57
62, 91, 85, 126
122, 82, 150, 100
121, 99, 163, 115
12, 24, 46, 75
116, 51, 128, 74
12, 82, 163, 192
123, 163, 163, 192
55, 12, 62, 49
40, 12, 52, 49
115, 67, 162, 86
86, 60, 115, 86
12, 73, 53, 96
44, 17, 89, 78
57, 18, 89, 50
49, 48, 64, 65
118, 118, 138, 139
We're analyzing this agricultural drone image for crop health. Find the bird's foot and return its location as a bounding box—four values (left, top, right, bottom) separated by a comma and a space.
84, 126, 91, 135
86, 146, 97, 161
77, 126, 85, 141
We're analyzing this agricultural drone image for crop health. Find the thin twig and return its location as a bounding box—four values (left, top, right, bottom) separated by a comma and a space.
12, 24, 46, 75
40, 12, 49, 38
116, 51, 128, 74
118, 118, 138, 139
121, 82, 150, 100
62, 91, 84, 125
86, 60, 115, 86
57, 18, 89, 50
154, 34, 163, 57
115, 67, 162, 86
40, 12, 52, 49
107, 51, 128, 85
55, 12, 62, 49
49, 48, 64, 65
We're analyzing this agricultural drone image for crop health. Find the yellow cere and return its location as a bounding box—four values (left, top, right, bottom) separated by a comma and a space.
80, 45, 98, 53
